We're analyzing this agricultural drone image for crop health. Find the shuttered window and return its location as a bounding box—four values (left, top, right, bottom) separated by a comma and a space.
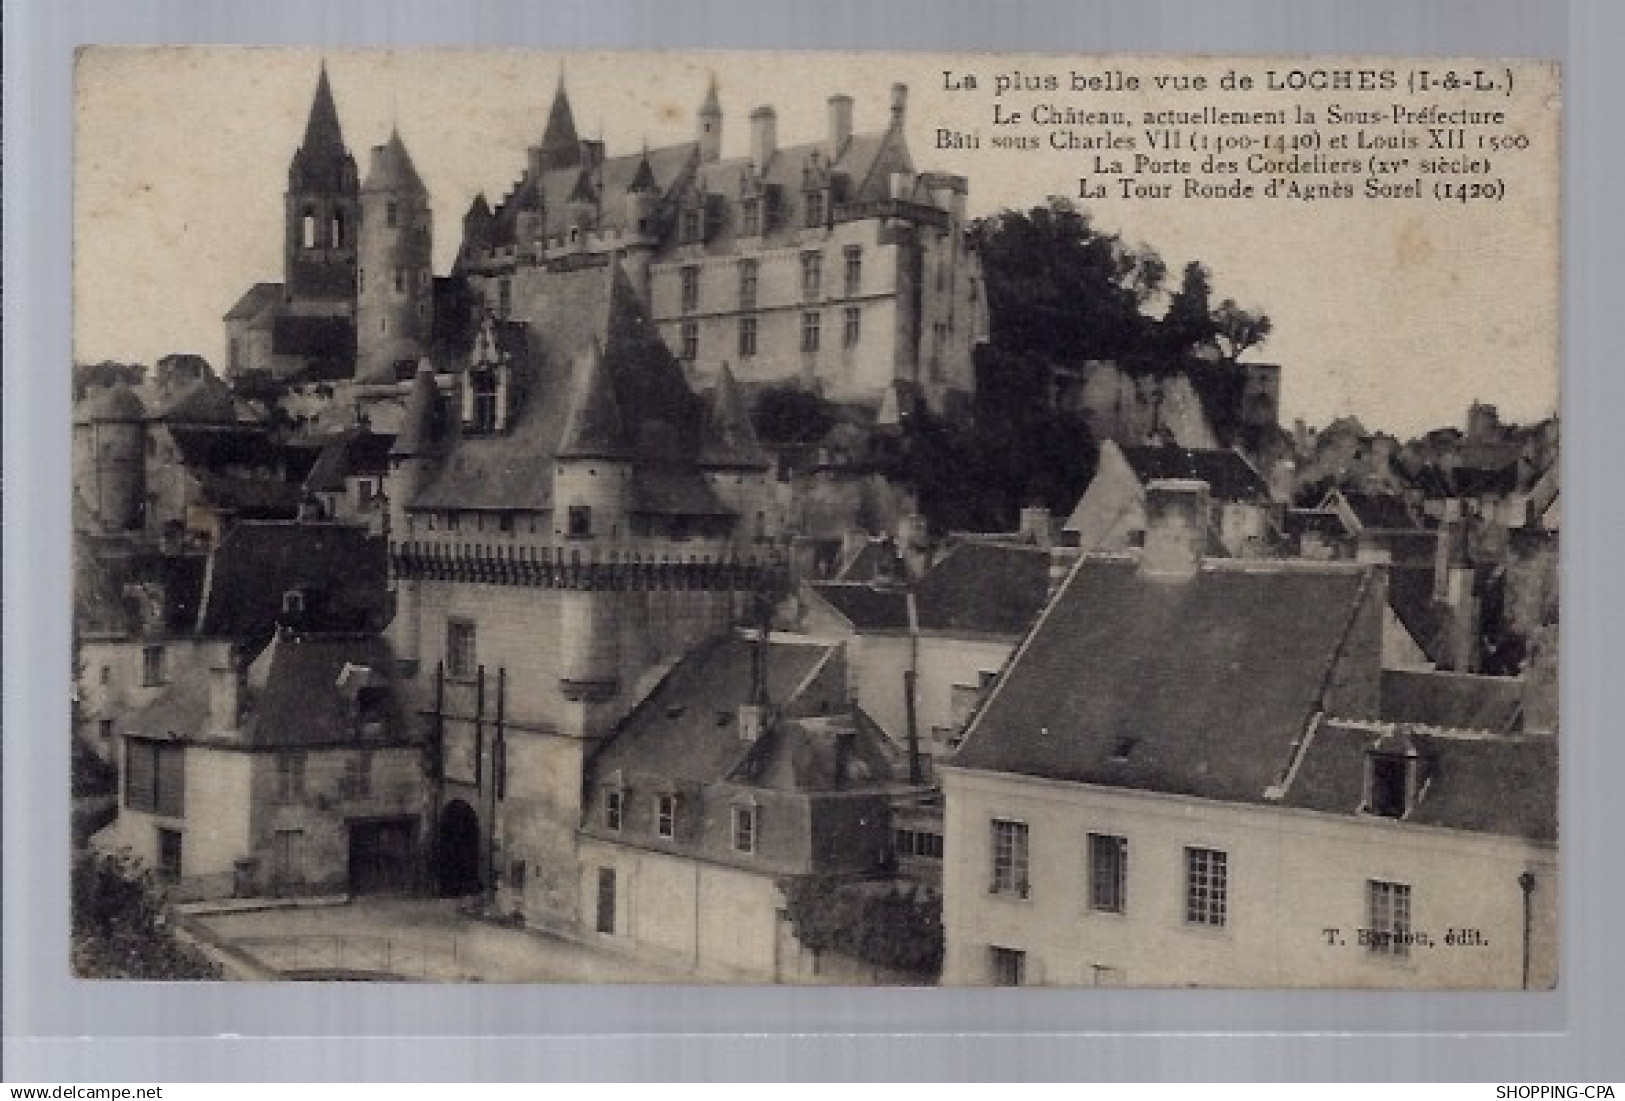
125, 739, 184, 817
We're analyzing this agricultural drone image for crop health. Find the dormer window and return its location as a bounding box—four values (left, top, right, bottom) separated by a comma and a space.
469, 370, 498, 434
282, 589, 306, 615
732, 801, 758, 854
657, 792, 677, 839
1363, 736, 1430, 819
680, 200, 703, 245
603, 786, 624, 832
804, 189, 827, 228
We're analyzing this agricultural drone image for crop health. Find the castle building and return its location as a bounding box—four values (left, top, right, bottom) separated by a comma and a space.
456, 76, 989, 418
385, 256, 780, 931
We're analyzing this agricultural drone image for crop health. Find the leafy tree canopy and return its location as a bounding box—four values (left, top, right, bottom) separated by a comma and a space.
72, 849, 222, 980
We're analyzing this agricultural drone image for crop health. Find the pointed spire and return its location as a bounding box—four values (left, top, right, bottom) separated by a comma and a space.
700, 364, 769, 469
363, 127, 426, 195
628, 143, 657, 193
700, 72, 722, 118
557, 338, 634, 461
466, 192, 492, 220
301, 63, 346, 156
539, 72, 581, 161
392, 362, 447, 458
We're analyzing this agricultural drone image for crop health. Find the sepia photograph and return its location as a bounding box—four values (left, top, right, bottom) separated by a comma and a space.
70, 47, 1560, 988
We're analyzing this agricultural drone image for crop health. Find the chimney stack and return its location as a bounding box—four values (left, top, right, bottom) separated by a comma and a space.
208, 645, 243, 734
889, 83, 908, 125
739, 702, 767, 743
1019, 505, 1054, 549
750, 106, 777, 171
827, 94, 854, 151
1141, 479, 1210, 579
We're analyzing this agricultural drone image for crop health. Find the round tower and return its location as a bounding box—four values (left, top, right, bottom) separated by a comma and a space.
358, 129, 434, 384
72, 382, 147, 533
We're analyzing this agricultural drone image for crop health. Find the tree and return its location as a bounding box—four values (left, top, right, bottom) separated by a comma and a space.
751, 384, 840, 445
1159, 261, 1219, 356
1213, 298, 1273, 361
71, 849, 223, 979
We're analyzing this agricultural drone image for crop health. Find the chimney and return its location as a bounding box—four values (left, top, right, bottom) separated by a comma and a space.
1019, 505, 1054, 549
208, 646, 243, 733
738, 702, 767, 743
896, 511, 929, 579
750, 106, 777, 170
889, 83, 908, 125
827, 94, 854, 151
1141, 479, 1210, 579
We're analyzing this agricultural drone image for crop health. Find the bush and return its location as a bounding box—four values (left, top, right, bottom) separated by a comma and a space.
71, 849, 222, 980
781, 876, 943, 978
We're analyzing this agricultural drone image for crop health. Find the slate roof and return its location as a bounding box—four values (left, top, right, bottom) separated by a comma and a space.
272, 315, 356, 365
1336, 489, 1422, 531
195, 521, 390, 646
806, 582, 910, 632
1380, 669, 1524, 733
1281, 721, 1555, 841
1119, 444, 1271, 502
698, 365, 770, 470
224, 282, 284, 325
951, 557, 1379, 803
237, 632, 410, 749
587, 634, 896, 794
166, 425, 286, 470
914, 541, 1051, 636
304, 427, 396, 492
409, 260, 715, 514
833, 538, 902, 583
191, 472, 302, 518
362, 128, 426, 195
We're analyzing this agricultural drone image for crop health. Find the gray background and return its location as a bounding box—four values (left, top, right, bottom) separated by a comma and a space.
5, 0, 1617, 1081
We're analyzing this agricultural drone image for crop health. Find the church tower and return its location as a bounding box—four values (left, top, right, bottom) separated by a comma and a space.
697, 73, 723, 163
529, 74, 583, 178
357, 128, 434, 383
284, 64, 360, 308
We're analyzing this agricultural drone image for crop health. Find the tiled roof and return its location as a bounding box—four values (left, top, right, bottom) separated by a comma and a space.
409, 260, 711, 512
914, 541, 1051, 636
195, 521, 390, 646
586, 634, 845, 790
1281, 721, 1554, 841
806, 582, 910, 631
951, 557, 1380, 803
1380, 669, 1524, 733
1119, 444, 1271, 502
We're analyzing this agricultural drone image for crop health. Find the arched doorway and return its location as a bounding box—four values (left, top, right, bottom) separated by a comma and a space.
434, 799, 481, 897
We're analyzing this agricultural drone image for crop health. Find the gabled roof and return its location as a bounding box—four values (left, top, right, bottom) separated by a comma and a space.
805, 582, 910, 632
224, 282, 284, 324
237, 631, 409, 748
587, 634, 842, 789
1281, 721, 1554, 841
1119, 444, 1271, 502
951, 557, 1380, 803
305, 427, 397, 492
195, 521, 390, 647
914, 541, 1051, 636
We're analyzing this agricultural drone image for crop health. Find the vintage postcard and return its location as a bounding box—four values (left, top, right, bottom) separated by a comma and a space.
72, 48, 1558, 987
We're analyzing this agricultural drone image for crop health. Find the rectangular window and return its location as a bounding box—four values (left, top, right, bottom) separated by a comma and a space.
804, 190, 826, 228
125, 739, 185, 817
386, 201, 398, 229
741, 198, 761, 237
1184, 847, 1228, 927
446, 620, 477, 680
733, 804, 757, 854
801, 311, 822, 353
843, 306, 861, 347
989, 946, 1026, 987
394, 268, 405, 293
99, 718, 114, 742
157, 828, 183, 883
738, 259, 759, 309
604, 788, 624, 832
680, 321, 699, 362
567, 504, 592, 539
657, 793, 676, 839
344, 750, 373, 800
141, 645, 165, 687
276, 751, 307, 805
844, 245, 863, 295
1367, 880, 1412, 957
681, 204, 702, 244
680, 265, 700, 312
273, 829, 304, 887
1368, 755, 1410, 818
990, 819, 1030, 897
800, 251, 823, 299
1088, 833, 1128, 914
738, 316, 758, 358
498, 278, 512, 319
596, 867, 617, 934
100, 664, 111, 685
